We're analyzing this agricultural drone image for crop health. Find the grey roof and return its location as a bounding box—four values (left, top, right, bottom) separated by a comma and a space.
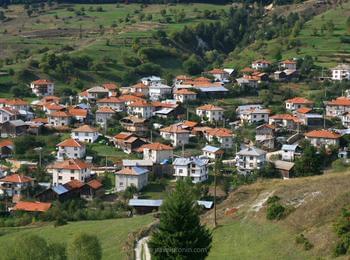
305, 114, 322, 119
154, 108, 174, 115
274, 160, 295, 171
52, 185, 69, 195
141, 76, 162, 81
149, 83, 171, 89
87, 86, 109, 93
236, 104, 263, 113
332, 64, 350, 70
122, 159, 153, 167
132, 166, 149, 175
202, 145, 221, 153
128, 199, 213, 209
197, 86, 228, 92
282, 144, 298, 151
129, 199, 163, 207
237, 146, 267, 156
9, 120, 26, 127
173, 157, 209, 167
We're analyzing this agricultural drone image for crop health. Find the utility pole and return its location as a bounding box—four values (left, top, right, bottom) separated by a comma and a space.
150, 129, 153, 142
182, 143, 184, 157
34, 147, 43, 168
213, 162, 217, 228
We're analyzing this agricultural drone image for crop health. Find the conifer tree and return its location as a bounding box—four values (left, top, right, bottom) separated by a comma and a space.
149, 181, 212, 260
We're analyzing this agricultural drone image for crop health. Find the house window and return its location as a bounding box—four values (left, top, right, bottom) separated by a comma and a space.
70, 177, 75, 180
71, 170, 74, 173
58, 176, 62, 180
179, 169, 183, 174
119, 182, 124, 186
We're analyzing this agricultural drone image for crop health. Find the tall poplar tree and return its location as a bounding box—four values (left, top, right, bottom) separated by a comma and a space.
149, 181, 212, 260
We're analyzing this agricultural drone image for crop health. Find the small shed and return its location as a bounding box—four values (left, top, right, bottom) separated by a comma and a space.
274, 160, 294, 179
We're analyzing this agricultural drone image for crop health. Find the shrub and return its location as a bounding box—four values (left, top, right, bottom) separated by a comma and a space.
267, 195, 281, 204
295, 234, 313, 250
266, 202, 285, 220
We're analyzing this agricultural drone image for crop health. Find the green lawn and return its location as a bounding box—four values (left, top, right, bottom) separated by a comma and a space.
208, 219, 311, 259
0, 215, 154, 260
88, 143, 139, 162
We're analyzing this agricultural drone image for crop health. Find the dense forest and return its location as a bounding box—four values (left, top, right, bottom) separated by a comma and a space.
0, 0, 301, 6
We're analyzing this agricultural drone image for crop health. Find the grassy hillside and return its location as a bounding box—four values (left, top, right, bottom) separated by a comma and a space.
203, 170, 350, 259
0, 215, 154, 260
226, 1, 350, 69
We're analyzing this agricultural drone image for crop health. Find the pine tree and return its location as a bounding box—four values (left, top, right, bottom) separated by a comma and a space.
149, 181, 212, 260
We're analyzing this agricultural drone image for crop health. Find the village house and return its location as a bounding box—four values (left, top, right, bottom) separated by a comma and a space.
206, 68, 230, 82
68, 108, 88, 123
96, 97, 125, 111
281, 144, 301, 161
160, 124, 190, 147
285, 97, 314, 111
148, 83, 172, 101
126, 82, 149, 97
12, 201, 52, 213
269, 114, 301, 129
331, 64, 350, 81
0, 120, 28, 137
128, 101, 154, 119
280, 59, 297, 70
0, 107, 18, 124
141, 76, 163, 86
114, 132, 147, 154
120, 116, 148, 137
56, 138, 86, 160
251, 59, 271, 70
44, 103, 65, 114
6, 99, 29, 112
102, 83, 118, 96
71, 125, 99, 143
341, 112, 350, 128
295, 107, 323, 127
304, 129, 341, 148
173, 89, 197, 103
96, 106, 115, 127
173, 157, 209, 183
236, 104, 263, 117
240, 108, 270, 124
236, 77, 259, 88
51, 159, 91, 186
79, 86, 110, 103
115, 166, 149, 192
30, 79, 54, 97
274, 160, 295, 179
205, 128, 234, 149
196, 104, 224, 123
118, 94, 146, 106
138, 142, 174, 164
235, 146, 267, 174
48, 111, 71, 127
201, 145, 224, 160
255, 124, 275, 150
0, 139, 14, 158
0, 174, 34, 202
326, 97, 350, 117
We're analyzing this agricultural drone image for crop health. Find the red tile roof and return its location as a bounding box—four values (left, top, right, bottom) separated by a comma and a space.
241, 67, 255, 73
206, 128, 233, 137
49, 111, 71, 117
42, 96, 60, 103
160, 124, 190, 134
51, 159, 90, 170
207, 68, 226, 74
102, 83, 118, 90
114, 132, 134, 140
0, 139, 14, 148
282, 59, 296, 64
129, 101, 153, 107
130, 82, 148, 89
97, 97, 124, 103
305, 129, 341, 139
139, 142, 174, 151
31, 117, 48, 124
57, 138, 83, 148
327, 97, 350, 106
6, 99, 28, 106
182, 120, 198, 128
270, 114, 301, 123
68, 108, 88, 118
32, 79, 53, 85
119, 95, 145, 103
96, 106, 115, 113
65, 179, 84, 189
45, 103, 64, 111
13, 201, 51, 212
296, 107, 312, 114
197, 104, 224, 111
0, 174, 33, 183
286, 97, 314, 104
174, 89, 197, 95
253, 59, 271, 64
72, 124, 98, 133
87, 179, 103, 190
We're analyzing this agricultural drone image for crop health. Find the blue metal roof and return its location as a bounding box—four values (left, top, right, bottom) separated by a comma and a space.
202, 145, 221, 153
282, 144, 298, 151
198, 86, 228, 92
132, 166, 149, 175
53, 185, 69, 195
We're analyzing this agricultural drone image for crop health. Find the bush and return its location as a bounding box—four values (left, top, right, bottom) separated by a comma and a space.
266, 202, 285, 220
267, 195, 281, 204
295, 234, 313, 250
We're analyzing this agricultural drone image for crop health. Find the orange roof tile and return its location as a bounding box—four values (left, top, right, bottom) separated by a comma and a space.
253, 59, 271, 64
114, 132, 134, 140
270, 114, 301, 123
51, 159, 90, 170
0, 174, 33, 183
206, 128, 233, 137
87, 179, 103, 190
207, 68, 226, 74
139, 142, 174, 151
174, 89, 196, 95
160, 124, 190, 134
176, 75, 192, 81
327, 97, 350, 106
0, 139, 14, 148
241, 67, 255, 73
13, 201, 51, 212
31, 117, 48, 124
197, 104, 224, 111
72, 125, 98, 133
97, 97, 124, 103
96, 106, 115, 113
49, 111, 71, 117
68, 108, 88, 118
194, 76, 211, 82
286, 97, 314, 104
119, 95, 145, 103
0, 98, 8, 104
131, 82, 148, 89
42, 96, 60, 102
65, 179, 84, 189
102, 83, 118, 90
45, 103, 64, 111
182, 120, 198, 128
6, 99, 28, 106
32, 79, 53, 85
296, 107, 312, 114
282, 59, 296, 64
305, 129, 341, 139
57, 138, 83, 148
129, 101, 153, 107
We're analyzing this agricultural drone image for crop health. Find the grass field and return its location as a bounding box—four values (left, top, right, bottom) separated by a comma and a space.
225, 1, 350, 69
0, 215, 154, 260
